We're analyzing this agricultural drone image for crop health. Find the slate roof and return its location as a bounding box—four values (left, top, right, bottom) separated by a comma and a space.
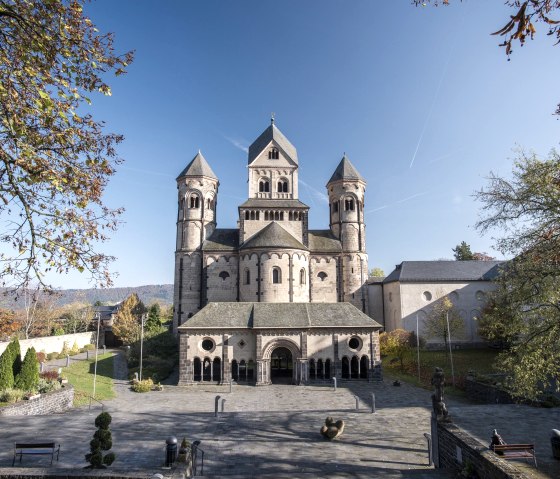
202, 229, 239, 251
247, 123, 298, 165
327, 154, 365, 184
383, 261, 505, 283
178, 302, 382, 330
239, 199, 309, 209
240, 222, 307, 250
177, 151, 218, 180
308, 230, 342, 253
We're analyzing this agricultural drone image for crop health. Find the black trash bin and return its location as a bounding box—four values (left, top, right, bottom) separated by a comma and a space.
552, 436, 560, 460
165, 436, 178, 467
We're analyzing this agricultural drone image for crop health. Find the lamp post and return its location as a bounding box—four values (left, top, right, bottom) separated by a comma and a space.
92, 312, 101, 400
139, 313, 146, 381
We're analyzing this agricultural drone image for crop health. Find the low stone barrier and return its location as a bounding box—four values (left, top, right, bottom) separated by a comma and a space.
437, 421, 530, 479
465, 375, 515, 404
0, 385, 74, 417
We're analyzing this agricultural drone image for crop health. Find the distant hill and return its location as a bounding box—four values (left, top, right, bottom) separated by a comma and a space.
0, 284, 173, 309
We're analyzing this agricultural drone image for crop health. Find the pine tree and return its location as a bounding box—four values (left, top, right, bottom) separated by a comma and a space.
0, 348, 14, 390
146, 304, 161, 332
15, 347, 39, 392
7, 339, 22, 379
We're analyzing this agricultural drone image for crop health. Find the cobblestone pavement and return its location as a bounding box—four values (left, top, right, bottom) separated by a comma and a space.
0, 350, 558, 478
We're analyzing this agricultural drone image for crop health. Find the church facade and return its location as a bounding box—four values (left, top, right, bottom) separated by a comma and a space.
173, 121, 382, 385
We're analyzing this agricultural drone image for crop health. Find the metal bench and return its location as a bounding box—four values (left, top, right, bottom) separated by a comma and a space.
13, 442, 60, 466
491, 443, 537, 468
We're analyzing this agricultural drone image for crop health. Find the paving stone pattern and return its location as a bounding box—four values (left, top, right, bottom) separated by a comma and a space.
0, 350, 557, 478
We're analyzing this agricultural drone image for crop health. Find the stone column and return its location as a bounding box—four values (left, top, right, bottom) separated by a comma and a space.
298, 359, 309, 385
178, 332, 193, 385
222, 334, 231, 384
256, 359, 270, 386
332, 333, 341, 379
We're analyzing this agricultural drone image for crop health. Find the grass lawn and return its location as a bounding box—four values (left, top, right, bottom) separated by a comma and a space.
383, 348, 501, 395
63, 352, 116, 407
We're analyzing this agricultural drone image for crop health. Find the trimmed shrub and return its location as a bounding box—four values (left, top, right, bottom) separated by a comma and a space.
61, 341, 70, 356
131, 378, 153, 393
0, 348, 14, 390
83, 344, 95, 351
6, 339, 22, 378
70, 341, 80, 355
46, 352, 58, 361
86, 412, 116, 468
38, 378, 61, 394
15, 347, 39, 392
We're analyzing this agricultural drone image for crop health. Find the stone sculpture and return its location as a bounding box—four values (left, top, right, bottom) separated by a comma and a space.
320, 416, 345, 440
431, 367, 449, 420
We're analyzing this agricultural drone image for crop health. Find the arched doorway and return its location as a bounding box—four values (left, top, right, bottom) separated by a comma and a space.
341, 357, 350, 379
270, 347, 293, 384
351, 356, 359, 379
360, 356, 369, 379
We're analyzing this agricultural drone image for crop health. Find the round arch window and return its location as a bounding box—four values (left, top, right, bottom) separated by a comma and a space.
201, 338, 215, 352
348, 337, 362, 350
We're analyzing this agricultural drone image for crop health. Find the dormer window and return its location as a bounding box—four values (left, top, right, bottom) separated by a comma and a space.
277, 180, 288, 193
189, 195, 200, 208
268, 147, 279, 160
259, 180, 270, 192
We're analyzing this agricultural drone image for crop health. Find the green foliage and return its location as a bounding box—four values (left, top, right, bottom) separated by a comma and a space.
0, 0, 133, 290
380, 329, 413, 371
46, 352, 58, 361
0, 387, 25, 403
37, 377, 61, 394
6, 339, 22, 378
86, 412, 115, 468
452, 241, 475, 261
476, 149, 560, 399
70, 341, 80, 355
369, 267, 385, 277
15, 347, 39, 391
127, 327, 178, 381
423, 295, 464, 348
146, 303, 162, 331
52, 327, 65, 336
61, 341, 70, 356
131, 378, 153, 393
0, 350, 14, 390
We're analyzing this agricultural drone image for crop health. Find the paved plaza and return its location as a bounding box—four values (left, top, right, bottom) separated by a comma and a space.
0, 351, 558, 478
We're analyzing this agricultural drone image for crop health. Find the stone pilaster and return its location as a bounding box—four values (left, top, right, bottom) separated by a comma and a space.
178, 332, 193, 385
222, 334, 231, 384
332, 333, 340, 379
256, 359, 270, 386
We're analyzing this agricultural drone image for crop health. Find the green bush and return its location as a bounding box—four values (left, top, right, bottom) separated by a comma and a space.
70, 341, 80, 355
37, 378, 61, 394
131, 378, 153, 393
0, 348, 14, 390
0, 388, 25, 403
46, 352, 58, 361
83, 344, 95, 351
127, 328, 178, 381
61, 341, 70, 356
15, 347, 40, 392
86, 412, 115, 468
52, 327, 65, 336
7, 339, 22, 378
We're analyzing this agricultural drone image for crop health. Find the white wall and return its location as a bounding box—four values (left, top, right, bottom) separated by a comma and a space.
0, 332, 95, 358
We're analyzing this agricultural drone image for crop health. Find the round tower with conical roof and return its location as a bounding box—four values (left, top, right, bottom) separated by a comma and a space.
327, 154, 369, 313
173, 151, 219, 332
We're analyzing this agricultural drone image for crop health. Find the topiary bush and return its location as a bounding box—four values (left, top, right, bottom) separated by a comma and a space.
131, 378, 153, 393
85, 412, 116, 468
0, 348, 15, 390
15, 347, 39, 392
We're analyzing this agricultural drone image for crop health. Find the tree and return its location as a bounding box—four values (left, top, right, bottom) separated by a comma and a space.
379, 329, 413, 371
369, 267, 385, 277
58, 302, 93, 334
472, 252, 496, 261
476, 295, 519, 349
452, 241, 475, 260
0, 0, 133, 291
111, 294, 146, 345
15, 346, 39, 391
475, 149, 560, 399
0, 309, 20, 340
145, 303, 161, 332
0, 345, 14, 390
15, 286, 58, 338
423, 295, 464, 348
5, 338, 21, 379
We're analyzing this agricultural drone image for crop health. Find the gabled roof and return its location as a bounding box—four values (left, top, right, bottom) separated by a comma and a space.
384, 261, 505, 283
247, 123, 298, 165
327, 154, 365, 184
239, 198, 309, 209
177, 151, 218, 180
178, 302, 382, 330
308, 230, 342, 253
202, 229, 239, 251
240, 222, 306, 250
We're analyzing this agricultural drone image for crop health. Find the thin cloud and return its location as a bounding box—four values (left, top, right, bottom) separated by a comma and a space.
119, 165, 174, 178
225, 136, 249, 153
366, 191, 429, 214
300, 179, 329, 204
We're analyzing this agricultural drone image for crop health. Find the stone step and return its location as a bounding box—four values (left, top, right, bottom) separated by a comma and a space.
196, 469, 455, 479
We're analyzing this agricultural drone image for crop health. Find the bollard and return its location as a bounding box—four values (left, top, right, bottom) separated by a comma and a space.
66, 355, 70, 367
86, 349, 89, 360
103, 345, 106, 355
214, 395, 221, 417
354, 395, 360, 410
229, 380, 233, 393
332, 377, 337, 391
424, 433, 432, 466
371, 393, 376, 414
164, 436, 178, 467
134, 372, 139, 381
221, 398, 226, 413
40, 362, 44, 373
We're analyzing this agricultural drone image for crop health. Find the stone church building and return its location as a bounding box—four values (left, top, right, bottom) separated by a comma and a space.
173, 120, 382, 385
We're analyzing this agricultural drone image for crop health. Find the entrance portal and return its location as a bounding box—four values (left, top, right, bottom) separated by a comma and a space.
270, 347, 293, 384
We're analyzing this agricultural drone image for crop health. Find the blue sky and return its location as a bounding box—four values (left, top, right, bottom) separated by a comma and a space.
51, 0, 560, 288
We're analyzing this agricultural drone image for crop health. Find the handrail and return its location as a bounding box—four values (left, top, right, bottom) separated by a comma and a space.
191, 441, 204, 476
88, 395, 105, 412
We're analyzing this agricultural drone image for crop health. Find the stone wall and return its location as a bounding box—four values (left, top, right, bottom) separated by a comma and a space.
0, 386, 74, 416
465, 376, 515, 404
0, 332, 95, 357
437, 421, 530, 478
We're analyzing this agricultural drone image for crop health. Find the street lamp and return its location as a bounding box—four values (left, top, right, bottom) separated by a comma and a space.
139, 313, 146, 381
92, 312, 101, 400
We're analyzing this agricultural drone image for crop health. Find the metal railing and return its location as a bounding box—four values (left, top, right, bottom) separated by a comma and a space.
191, 440, 204, 476
88, 395, 105, 412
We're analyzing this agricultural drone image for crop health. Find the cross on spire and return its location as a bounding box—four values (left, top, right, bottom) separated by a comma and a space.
271, 112, 275, 125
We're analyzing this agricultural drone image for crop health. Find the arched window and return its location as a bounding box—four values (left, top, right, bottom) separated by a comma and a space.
219, 271, 230, 281
189, 195, 200, 208
250, 211, 255, 220
245, 269, 250, 285
277, 180, 288, 192
245, 210, 249, 220
272, 267, 282, 284
280, 212, 284, 221
300, 268, 306, 285
317, 271, 328, 281
259, 180, 270, 192
206, 198, 212, 210
344, 197, 354, 211
256, 211, 260, 220
289, 211, 293, 221
274, 211, 280, 221
268, 147, 279, 159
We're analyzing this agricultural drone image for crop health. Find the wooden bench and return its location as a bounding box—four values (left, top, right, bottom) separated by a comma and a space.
491, 443, 537, 468
13, 442, 60, 466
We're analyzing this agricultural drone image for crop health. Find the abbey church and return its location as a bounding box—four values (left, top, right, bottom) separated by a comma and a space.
173, 120, 383, 385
